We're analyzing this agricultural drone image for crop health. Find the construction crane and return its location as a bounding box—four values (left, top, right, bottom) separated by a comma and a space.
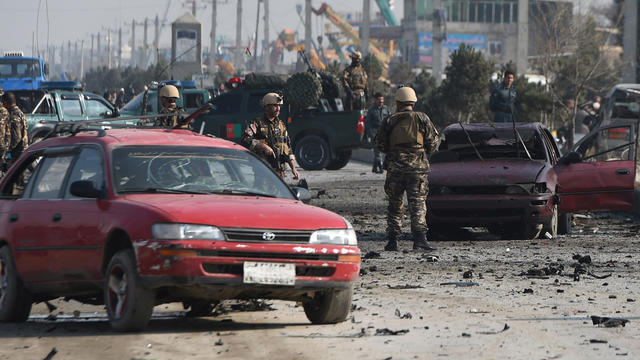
312, 3, 390, 69
375, 0, 398, 26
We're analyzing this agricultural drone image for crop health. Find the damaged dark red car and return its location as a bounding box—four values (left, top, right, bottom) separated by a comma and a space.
427, 122, 639, 239
0, 129, 360, 331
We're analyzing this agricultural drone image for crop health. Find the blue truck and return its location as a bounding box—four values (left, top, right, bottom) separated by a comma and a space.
0, 51, 48, 91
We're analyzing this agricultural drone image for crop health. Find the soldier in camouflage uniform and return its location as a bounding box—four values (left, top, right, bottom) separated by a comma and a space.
343, 51, 368, 111
2, 92, 29, 168
241, 93, 300, 180
376, 86, 440, 252
0, 87, 8, 171
138, 85, 188, 128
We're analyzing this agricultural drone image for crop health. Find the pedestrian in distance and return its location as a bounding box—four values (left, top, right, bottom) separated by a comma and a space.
343, 51, 368, 111
376, 86, 440, 252
365, 92, 390, 173
490, 70, 516, 123
1, 92, 28, 169
241, 93, 300, 180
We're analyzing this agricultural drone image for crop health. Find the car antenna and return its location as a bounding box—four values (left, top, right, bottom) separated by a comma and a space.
457, 121, 484, 161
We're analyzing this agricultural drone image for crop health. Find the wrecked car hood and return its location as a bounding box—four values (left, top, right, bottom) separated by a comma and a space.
122, 194, 347, 230
429, 159, 546, 186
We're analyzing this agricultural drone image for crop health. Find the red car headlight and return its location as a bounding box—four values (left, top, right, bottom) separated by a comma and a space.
151, 223, 226, 241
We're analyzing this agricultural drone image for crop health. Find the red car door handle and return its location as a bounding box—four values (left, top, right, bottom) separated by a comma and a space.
9, 214, 18, 223
615, 169, 631, 175
52, 213, 62, 222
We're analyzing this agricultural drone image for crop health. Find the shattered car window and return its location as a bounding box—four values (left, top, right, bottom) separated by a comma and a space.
577, 126, 633, 162
437, 128, 547, 161
112, 146, 294, 199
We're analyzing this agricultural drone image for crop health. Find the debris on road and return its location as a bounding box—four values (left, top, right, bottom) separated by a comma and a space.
43, 348, 57, 360
523, 288, 534, 294
477, 324, 510, 335
375, 328, 410, 336
363, 251, 381, 260
440, 281, 479, 287
589, 339, 608, 344
463, 270, 473, 279
394, 309, 412, 319
387, 284, 423, 290
591, 316, 630, 328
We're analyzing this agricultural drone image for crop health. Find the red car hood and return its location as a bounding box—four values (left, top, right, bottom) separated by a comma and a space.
123, 194, 347, 230
429, 159, 546, 186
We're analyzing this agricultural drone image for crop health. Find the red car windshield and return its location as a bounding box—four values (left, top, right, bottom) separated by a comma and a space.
111, 146, 294, 199
439, 128, 547, 161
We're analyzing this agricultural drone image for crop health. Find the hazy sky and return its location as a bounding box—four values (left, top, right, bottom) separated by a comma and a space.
0, 0, 404, 58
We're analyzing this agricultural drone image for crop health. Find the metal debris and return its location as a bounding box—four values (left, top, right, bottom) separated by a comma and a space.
387, 284, 423, 290
363, 251, 381, 260
394, 309, 412, 319
477, 323, 510, 335
43, 348, 57, 360
375, 328, 410, 336
463, 270, 473, 279
591, 316, 630, 328
440, 281, 479, 287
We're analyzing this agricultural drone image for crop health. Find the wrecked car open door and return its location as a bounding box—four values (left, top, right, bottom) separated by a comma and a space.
555, 122, 638, 214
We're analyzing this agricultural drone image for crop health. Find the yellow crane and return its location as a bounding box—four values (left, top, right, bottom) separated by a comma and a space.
312, 3, 390, 69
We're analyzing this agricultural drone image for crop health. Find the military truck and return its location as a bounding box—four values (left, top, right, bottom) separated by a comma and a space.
13, 81, 123, 143
119, 80, 211, 116
192, 86, 365, 170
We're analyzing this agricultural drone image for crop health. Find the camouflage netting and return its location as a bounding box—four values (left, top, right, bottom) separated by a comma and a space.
243, 73, 287, 89
318, 71, 344, 99
285, 72, 322, 110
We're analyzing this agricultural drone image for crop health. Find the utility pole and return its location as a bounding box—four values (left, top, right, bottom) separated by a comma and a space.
432, 0, 443, 85
516, 0, 528, 75
68, 41, 72, 74
253, 0, 261, 71
263, 0, 270, 72
130, 20, 136, 67
155, 15, 160, 65
118, 27, 123, 68
107, 28, 112, 69
362, 0, 370, 56
623, 0, 638, 82
90, 34, 94, 70
142, 18, 148, 68
74, 41, 79, 75
304, 0, 311, 59
60, 44, 64, 74
80, 40, 85, 80
235, 0, 243, 70
210, 0, 217, 74
50, 46, 56, 76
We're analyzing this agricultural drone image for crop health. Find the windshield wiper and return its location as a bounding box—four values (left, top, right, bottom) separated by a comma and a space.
458, 122, 484, 161
210, 189, 276, 198
118, 188, 209, 194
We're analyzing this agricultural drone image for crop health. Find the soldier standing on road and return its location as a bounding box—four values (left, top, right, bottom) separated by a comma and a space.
343, 51, 368, 111
489, 70, 516, 123
2, 92, 28, 168
365, 92, 389, 173
241, 93, 300, 180
376, 86, 440, 252
138, 85, 188, 128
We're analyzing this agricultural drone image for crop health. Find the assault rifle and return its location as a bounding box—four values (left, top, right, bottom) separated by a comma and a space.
298, 50, 317, 74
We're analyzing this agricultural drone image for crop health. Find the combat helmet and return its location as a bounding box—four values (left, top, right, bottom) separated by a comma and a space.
261, 92, 284, 106
395, 86, 417, 103
159, 84, 179, 99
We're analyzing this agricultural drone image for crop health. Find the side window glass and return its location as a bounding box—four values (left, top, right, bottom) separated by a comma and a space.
85, 99, 112, 117
184, 93, 203, 109
65, 148, 105, 198
0, 155, 42, 198
212, 94, 241, 114
579, 126, 632, 162
30, 155, 74, 199
61, 98, 82, 117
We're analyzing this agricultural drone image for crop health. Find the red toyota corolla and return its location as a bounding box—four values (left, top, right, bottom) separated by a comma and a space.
0, 129, 360, 331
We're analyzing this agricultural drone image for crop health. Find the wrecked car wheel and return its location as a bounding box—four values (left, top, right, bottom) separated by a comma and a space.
105, 250, 154, 331
558, 213, 572, 235
0, 246, 32, 322
541, 205, 558, 238
303, 286, 353, 324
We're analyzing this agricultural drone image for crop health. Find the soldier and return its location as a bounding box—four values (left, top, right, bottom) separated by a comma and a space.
343, 51, 368, 110
241, 93, 300, 180
139, 85, 187, 128
489, 70, 516, 123
365, 92, 389, 173
2, 92, 29, 169
0, 87, 8, 172
376, 86, 440, 252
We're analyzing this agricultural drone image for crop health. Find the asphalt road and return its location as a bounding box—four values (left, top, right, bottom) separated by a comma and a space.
1, 160, 639, 360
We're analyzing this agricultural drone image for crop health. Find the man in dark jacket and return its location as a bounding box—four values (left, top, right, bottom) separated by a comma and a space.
490, 70, 516, 123
365, 92, 390, 173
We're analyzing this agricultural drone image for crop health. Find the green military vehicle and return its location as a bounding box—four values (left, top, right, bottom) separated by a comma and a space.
119, 80, 211, 117
13, 81, 124, 143
192, 85, 365, 170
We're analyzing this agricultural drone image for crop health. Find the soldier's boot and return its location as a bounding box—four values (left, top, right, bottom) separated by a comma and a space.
384, 233, 399, 251
375, 161, 384, 173
412, 232, 437, 251
372, 163, 379, 173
